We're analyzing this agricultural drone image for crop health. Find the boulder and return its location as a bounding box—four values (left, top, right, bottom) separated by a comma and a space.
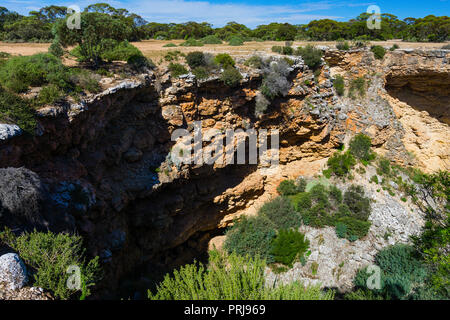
0, 253, 28, 290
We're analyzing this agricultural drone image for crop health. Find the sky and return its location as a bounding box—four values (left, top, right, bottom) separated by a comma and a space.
2, 0, 449, 27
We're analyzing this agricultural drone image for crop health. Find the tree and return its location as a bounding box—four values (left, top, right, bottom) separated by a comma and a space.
55, 12, 131, 66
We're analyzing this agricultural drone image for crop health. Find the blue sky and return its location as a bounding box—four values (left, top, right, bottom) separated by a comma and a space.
2, 0, 449, 27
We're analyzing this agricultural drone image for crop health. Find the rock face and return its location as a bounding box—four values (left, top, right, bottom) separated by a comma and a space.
0, 124, 22, 141
0, 49, 448, 296
0, 253, 28, 290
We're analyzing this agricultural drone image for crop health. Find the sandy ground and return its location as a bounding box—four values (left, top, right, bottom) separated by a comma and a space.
0, 40, 448, 61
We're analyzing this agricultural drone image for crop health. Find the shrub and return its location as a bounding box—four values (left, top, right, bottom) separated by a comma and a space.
100, 40, 143, 62
162, 43, 177, 47
220, 66, 242, 87
271, 46, 283, 54
333, 75, 345, 96
168, 62, 188, 78
200, 35, 222, 44
343, 185, 371, 221
224, 215, 276, 262
164, 50, 184, 62
336, 216, 371, 240
244, 55, 263, 69
0, 229, 101, 300
390, 44, 399, 51
335, 222, 348, 238
0, 86, 36, 134
214, 53, 235, 68
0, 52, 11, 59
228, 36, 244, 46
326, 151, 356, 177
259, 196, 302, 230
38, 84, 63, 105
192, 66, 209, 80
336, 40, 350, 50
442, 44, 450, 50
296, 178, 307, 193
259, 59, 291, 99
295, 45, 322, 70
67, 68, 101, 93
277, 180, 298, 196
186, 51, 205, 69
377, 158, 391, 175
254, 92, 270, 116
180, 38, 204, 47
282, 46, 294, 55
271, 229, 310, 267
0, 53, 68, 93
371, 45, 386, 60
370, 175, 379, 184
148, 250, 334, 300
127, 55, 155, 72
349, 133, 372, 161
48, 39, 64, 57
290, 192, 312, 212
348, 77, 366, 97
328, 185, 343, 203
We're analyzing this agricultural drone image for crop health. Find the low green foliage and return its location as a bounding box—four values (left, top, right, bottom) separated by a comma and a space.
214, 53, 235, 68
0, 228, 101, 300
98, 40, 142, 62
371, 45, 386, 59
326, 151, 356, 177
220, 66, 242, 86
271, 229, 310, 267
200, 35, 222, 44
168, 62, 188, 78
390, 44, 399, 51
348, 77, 366, 98
148, 250, 334, 300
271, 46, 283, 54
336, 40, 350, 50
186, 51, 205, 69
228, 36, 244, 46
349, 133, 373, 161
377, 158, 391, 176
244, 55, 263, 68
192, 66, 209, 80
127, 55, 155, 71
0, 86, 36, 134
259, 196, 302, 230
180, 38, 204, 47
162, 43, 177, 47
277, 179, 298, 196
333, 75, 345, 96
38, 84, 63, 105
295, 45, 323, 70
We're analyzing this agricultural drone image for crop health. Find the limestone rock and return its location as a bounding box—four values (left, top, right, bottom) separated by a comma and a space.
0, 253, 28, 290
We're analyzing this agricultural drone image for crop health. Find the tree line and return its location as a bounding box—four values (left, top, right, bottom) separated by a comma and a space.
1, 3, 449, 43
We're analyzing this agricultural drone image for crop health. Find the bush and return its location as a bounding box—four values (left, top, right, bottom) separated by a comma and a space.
333, 75, 345, 96
271, 229, 310, 267
371, 45, 386, 60
0, 52, 11, 59
200, 35, 222, 44
336, 40, 350, 50
277, 180, 298, 196
296, 178, 307, 193
0, 87, 37, 134
192, 66, 209, 80
343, 185, 371, 221
127, 55, 155, 71
100, 40, 143, 62
377, 158, 391, 175
48, 39, 64, 57
228, 36, 244, 46
220, 66, 242, 87
259, 196, 302, 230
148, 250, 334, 300
442, 44, 450, 50
67, 68, 101, 93
0, 53, 68, 93
214, 53, 235, 68
282, 46, 294, 55
224, 215, 276, 262
295, 45, 323, 70
335, 216, 371, 240
260, 59, 291, 99
0, 229, 101, 300
179, 38, 204, 47
335, 222, 348, 238
168, 62, 188, 78
349, 133, 372, 161
254, 92, 270, 116
326, 151, 356, 177
38, 84, 63, 105
348, 77, 366, 97
186, 51, 205, 69
271, 46, 283, 54
244, 55, 263, 69
162, 43, 177, 47
390, 44, 399, 51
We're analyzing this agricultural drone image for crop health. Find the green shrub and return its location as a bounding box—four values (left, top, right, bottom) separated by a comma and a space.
100, 40, 143, 62
168, 62, 188, 78
328, 185, 343, 203
336, 40, 350, 50
371, 45, 386, 60
186, 51, 205, 69
224, 215, 276, 262
349, 133, 372, 161
0, 86, 36, 134
162, 43, 177, 47
295, 45, 323, 70
282, 46, 294, 55
38, 84, 63, 105
0, 228, 101, 300
348, 77, 366, 98
333, 75, 345, 96
0, 53, 68, 93
390, 44, 399, 51
148, 250, 334, 300
335, 216, 371, 240
67, 68, 101, 93
271, 229, 310, 267
48, 39, 64, 57
228, 36, 244, 46
296, 178, 307, 193
290, 192, 312, 212
244, 55, 263, 68
180, 38, 204, 47
127, 55, 155, 71
220, 66, 242, 87
259, 196, 301, 230
0, 52, 11, 59
343, 185, 371, 221
370, 175, 379, 184
214, 53, 235, 68
271, 45, 283, 54
200, 35, 222, 44
377, 158, 391, 175
335, 222, 348, 238
164, 50, 184, 62
192, 66, 209, 80
326, 151, 356, 177
277, 179, 298, 196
